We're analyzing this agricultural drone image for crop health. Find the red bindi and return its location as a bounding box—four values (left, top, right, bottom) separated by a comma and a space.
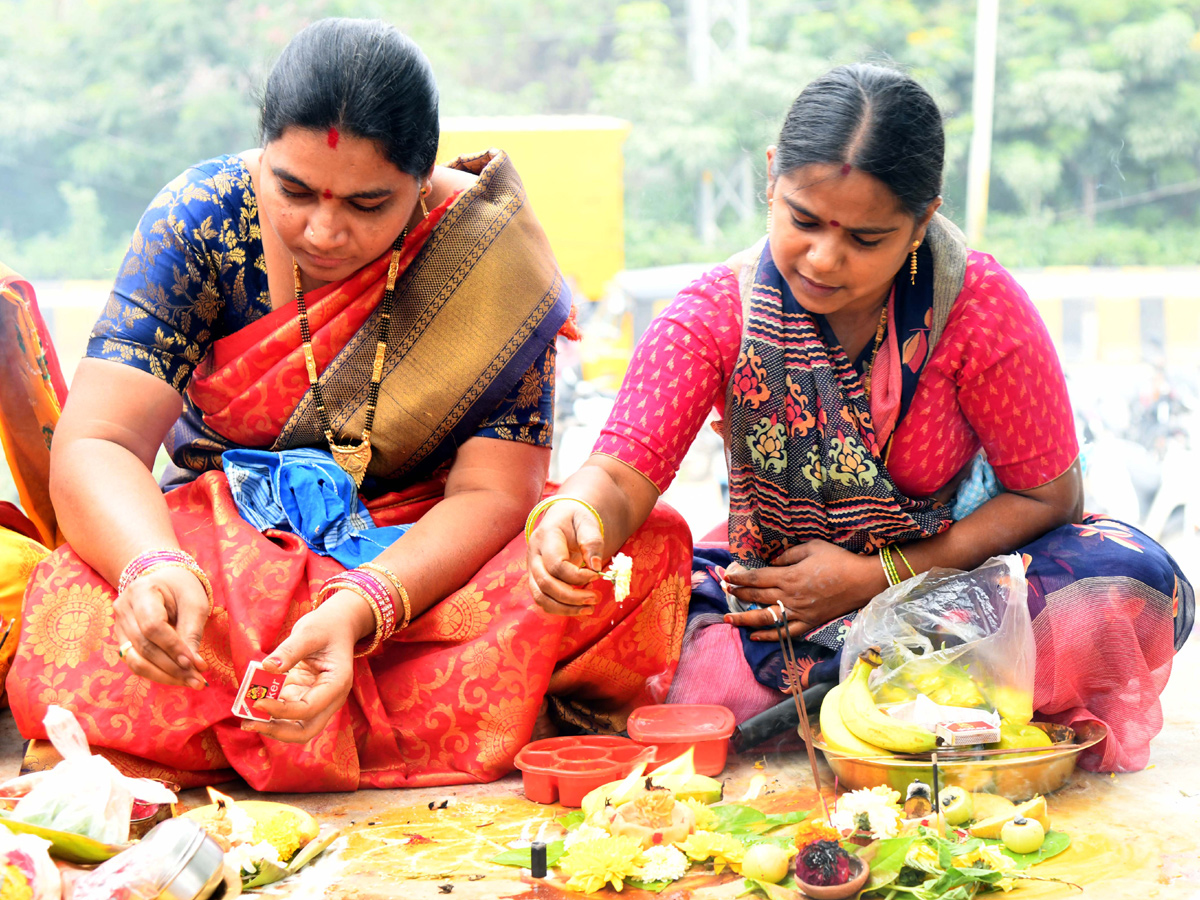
829, 220, 841, 228
323, 189, 333, 199
326, 127, 340, 149
840, 163, 851, 175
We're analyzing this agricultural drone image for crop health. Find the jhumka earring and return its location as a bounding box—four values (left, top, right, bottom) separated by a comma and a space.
910, 240, 920, 285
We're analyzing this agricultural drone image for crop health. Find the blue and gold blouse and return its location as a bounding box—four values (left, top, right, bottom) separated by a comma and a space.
88, 155, 555, 447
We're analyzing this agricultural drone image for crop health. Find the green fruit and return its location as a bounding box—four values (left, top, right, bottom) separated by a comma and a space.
741, 844, 791, 883
996, 721, 1053, 751
840, 656, 937, 754
1000, 816, 1045, 855
938, 787, 974, 826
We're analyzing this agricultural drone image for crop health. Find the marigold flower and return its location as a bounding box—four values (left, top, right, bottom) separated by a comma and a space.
794, 817, 841, 850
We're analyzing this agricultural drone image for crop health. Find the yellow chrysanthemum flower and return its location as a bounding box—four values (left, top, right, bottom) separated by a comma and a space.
0, 866, 33, 900
682, 798, 717, 831
905, 841, 941, 871
558, 835, 645, 894
677, 830, 746, 874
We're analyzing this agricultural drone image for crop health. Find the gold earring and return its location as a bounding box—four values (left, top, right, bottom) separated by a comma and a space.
419, 185, 430, 219
910, 240, 920, 285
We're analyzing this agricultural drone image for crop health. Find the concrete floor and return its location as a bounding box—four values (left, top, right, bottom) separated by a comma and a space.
2, 638, 1197, 898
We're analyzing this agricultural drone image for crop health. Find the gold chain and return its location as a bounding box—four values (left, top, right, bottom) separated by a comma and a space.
862, 300, 889, 400
292, 228, 408, 487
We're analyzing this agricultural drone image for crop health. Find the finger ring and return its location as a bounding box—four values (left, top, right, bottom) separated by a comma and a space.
117, 640, 134, 660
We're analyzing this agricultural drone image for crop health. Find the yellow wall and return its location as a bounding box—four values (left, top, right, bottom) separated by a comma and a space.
438, 116, 631, 300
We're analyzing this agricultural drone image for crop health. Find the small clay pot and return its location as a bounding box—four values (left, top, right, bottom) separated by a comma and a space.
798, 856, 869, 900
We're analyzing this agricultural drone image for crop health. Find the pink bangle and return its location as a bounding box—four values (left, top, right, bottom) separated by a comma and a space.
118, 549, 214, 614
317, 570, 396, 656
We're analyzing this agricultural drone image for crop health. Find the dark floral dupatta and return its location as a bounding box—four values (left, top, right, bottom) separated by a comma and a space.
724, 239, 955, 567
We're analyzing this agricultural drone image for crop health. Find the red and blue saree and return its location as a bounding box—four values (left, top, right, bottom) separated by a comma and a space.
6, 152, 691, 790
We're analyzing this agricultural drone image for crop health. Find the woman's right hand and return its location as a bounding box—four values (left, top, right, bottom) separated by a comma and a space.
527, 500, 605, 616
113, 566, 211, 690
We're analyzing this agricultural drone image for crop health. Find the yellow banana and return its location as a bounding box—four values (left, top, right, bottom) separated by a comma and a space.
818, 680, 895, 758
839, 654, 938, 753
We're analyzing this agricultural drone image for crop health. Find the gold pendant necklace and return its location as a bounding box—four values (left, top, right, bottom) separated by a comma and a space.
293, 229, 408, 487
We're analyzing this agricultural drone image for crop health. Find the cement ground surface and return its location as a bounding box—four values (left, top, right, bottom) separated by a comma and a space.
2, 636, 1186, 899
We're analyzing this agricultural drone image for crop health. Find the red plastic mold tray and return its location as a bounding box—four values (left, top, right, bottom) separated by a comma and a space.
626, 704, 736, 776
514, 736, 655, 807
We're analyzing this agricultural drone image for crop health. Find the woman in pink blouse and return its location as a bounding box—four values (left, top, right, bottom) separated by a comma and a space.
528, 64, 1191, 772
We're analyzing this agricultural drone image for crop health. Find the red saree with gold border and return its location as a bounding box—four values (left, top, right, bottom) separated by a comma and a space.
7, 159, 692, 791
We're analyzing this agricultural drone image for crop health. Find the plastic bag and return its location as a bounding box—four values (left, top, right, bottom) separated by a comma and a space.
0, 832, 61, 899
9, 706, 176, 845
839, 555, 1035, 724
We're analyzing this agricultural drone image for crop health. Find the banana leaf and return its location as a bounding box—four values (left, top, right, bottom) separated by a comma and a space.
0, 814, 128, 863
242, 828, 342, 890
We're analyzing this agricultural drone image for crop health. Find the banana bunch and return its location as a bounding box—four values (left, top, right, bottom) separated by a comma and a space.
818, 680, 894, 758
838, 650, 937, 754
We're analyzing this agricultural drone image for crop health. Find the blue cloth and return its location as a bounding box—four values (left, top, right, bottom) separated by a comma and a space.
952, 451, 1003, 520
222, 448, 410, 567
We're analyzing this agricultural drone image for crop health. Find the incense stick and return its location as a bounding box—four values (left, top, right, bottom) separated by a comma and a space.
773, 602, 830, 822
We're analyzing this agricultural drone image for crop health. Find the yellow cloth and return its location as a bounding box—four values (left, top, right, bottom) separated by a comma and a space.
0, 526, 48, 690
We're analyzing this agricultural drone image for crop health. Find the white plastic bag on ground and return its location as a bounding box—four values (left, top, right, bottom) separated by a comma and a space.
839, 555, 1036, 724
9, 706, 176, 845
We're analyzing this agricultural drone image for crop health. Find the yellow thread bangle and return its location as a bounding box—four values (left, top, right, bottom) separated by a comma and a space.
893, 545, 917, 579
880, 547, 898, 587
524, 496, 606, 544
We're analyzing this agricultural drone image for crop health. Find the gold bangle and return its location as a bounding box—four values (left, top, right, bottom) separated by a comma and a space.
893, 545, 917, 579
134, 560, 215, 615
524, 496, 606, 544
358, 562, 412, 632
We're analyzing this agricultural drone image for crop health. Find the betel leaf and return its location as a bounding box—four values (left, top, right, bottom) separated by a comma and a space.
557, 810, 586, 830
758, 809, 809, 830
739, 875, 802, 900
710, 803, 768, 833
865, 836, 918, 877
923, 865, 1004, 895
625, 878, 672, 892
993, 830, 1071, 868
488, 840, 566, 869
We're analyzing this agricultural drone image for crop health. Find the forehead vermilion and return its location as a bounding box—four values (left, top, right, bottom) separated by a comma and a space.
327, 127, 340, 149
323, 189, 333, 199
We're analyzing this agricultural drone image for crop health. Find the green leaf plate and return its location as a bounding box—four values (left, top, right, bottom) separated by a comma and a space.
0, 814, 128, 864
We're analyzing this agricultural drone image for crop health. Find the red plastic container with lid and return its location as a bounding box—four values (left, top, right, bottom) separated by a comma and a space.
626, 704, 736, 776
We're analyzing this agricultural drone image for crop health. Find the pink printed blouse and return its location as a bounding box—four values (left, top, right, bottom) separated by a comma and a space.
594, 251, 1078, 500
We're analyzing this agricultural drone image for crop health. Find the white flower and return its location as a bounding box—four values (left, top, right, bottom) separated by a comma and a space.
602, 553, 634, 603
829, 786, 902, 840
564, 823, 611, 848
637, 844, 689, 882
226, 838, 283, 875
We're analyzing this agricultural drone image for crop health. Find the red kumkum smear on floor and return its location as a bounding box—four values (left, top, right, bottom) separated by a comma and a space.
327, 126, 340, 149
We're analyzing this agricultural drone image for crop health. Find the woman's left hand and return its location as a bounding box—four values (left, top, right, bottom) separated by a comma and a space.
240, 590, 373, 743
723, 540, 885, 640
